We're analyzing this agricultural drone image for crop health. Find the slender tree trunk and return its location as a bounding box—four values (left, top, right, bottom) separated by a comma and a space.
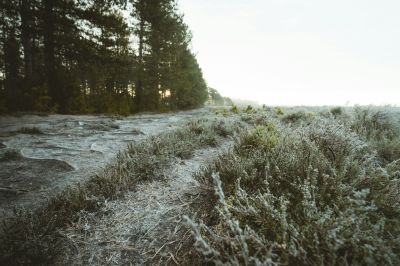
43, 0, 56, 107
4, 29, 21, 111
135, 18, 145, 111
20, 0, 33, 82
0, 5, 6, 85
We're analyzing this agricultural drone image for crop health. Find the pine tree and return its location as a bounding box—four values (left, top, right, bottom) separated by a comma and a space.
0, 0, 210, 114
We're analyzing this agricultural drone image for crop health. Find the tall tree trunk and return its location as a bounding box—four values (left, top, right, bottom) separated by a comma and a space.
20, 0, 33, 82
43, 0, 57, 107
4, 29, 21, 111
0, 4, 6, 85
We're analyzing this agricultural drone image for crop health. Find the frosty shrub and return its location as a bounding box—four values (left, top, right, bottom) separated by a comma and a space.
349, 107, 400, 163
189, 115, 400, 265
351, 107, 399, 141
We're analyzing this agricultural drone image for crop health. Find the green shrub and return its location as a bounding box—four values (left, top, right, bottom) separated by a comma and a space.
245, 105, 254, 114
230, 105, 239, 114
330, 106, 343, 117
275, 107, 284, 115
239, 124, 278, 152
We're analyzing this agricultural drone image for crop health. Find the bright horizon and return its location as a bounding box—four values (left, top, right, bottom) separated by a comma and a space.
179, 0, 400, 106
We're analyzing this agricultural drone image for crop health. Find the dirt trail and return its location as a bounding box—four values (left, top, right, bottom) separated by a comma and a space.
60, 141, 232, 265
0, 109, 209, 215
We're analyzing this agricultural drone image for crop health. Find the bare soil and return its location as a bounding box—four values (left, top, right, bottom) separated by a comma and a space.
0, 151, 73, 204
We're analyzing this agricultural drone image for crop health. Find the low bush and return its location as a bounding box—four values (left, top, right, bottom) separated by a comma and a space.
231, 105, 239, 114
275, 107, 284, 115
349, 107, 400, 164
282, 111, 314, 125
330, 106, 343, 117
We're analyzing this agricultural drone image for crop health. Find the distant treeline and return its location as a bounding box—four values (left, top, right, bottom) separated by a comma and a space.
0, 0, 210, 114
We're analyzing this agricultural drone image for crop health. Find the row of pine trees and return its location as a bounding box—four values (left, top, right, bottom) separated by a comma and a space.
0, 0, 209, 114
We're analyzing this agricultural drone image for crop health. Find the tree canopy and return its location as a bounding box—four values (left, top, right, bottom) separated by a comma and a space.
0, 0, 209, 114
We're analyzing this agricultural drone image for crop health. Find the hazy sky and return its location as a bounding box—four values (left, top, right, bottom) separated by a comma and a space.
179, 0, 400, 106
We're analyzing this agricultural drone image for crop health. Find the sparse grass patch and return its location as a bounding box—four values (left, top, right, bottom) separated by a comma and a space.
15, 127, 44, 135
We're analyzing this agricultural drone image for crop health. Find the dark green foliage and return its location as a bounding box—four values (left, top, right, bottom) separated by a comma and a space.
330, 106, 343, 117
230, 105, 239, 114
275, 106, 284, 115
0, 0, 209, 114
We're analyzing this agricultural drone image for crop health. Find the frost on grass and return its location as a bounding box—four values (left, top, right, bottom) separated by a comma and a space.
60, 145, 231, 265
0, 115, 244, 265
189, 107, 400, 265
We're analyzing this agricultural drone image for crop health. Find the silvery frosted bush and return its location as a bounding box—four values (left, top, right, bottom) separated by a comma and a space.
189, 113, 400, 265
350, 106, 399, 141
346, 107, 400, 164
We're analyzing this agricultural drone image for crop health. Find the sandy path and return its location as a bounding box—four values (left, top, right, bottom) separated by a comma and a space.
60, 141, 232, 265
0, 109, 209, 214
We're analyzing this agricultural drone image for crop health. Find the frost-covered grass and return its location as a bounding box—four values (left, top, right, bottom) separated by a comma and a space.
0, 116, 244, 265
188, 106, 400, 265
1, 106, 399, 265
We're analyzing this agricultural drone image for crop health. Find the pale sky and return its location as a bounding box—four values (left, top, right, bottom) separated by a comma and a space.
178, 0, 400, 106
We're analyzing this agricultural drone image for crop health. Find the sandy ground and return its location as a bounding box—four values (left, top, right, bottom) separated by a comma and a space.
59, 141, 232, 265
0, 109, 209, 215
